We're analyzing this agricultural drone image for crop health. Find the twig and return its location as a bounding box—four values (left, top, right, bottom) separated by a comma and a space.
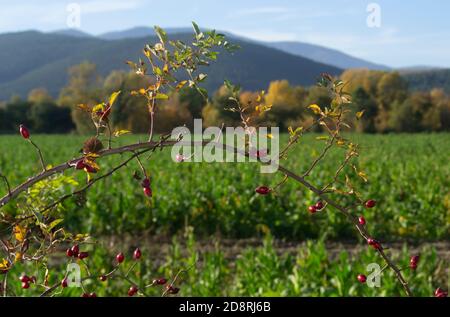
29, 139, 46, 171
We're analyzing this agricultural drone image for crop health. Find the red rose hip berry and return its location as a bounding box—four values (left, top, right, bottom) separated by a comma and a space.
66, 248, 74, 257
435, 287, 448, 297
70, 245, 79, 257
410, 255, 419, 270
128, 285, 138, 297
153, 278, 167, 285
367, 238, 382, 250
166, 285, 180, 294
315, 201, 324, 210
255, 186, 270, 195
19, 275, 30, 283
143, 186, 152, 197
358, 216, 366, 226
357, 274, 367, 283
19, 125, 30, 139
365, 200, 376, 208
78, 252, 89, 260
141, 178, 151, 188
133, 248, 141, 260
308, 205, 317, 214
116, 252, 125, 264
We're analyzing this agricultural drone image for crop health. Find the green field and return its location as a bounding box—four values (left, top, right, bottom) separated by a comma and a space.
0, 133, 449, 296
1, 133, 449, 240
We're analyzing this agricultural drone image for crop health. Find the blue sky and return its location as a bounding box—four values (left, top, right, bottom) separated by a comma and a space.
0, 0, 449, 68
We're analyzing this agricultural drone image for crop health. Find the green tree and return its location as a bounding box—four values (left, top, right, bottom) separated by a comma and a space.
29, 101, 74, 133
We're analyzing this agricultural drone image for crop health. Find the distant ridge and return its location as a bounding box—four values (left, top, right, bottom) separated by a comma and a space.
0, 30, 342, 100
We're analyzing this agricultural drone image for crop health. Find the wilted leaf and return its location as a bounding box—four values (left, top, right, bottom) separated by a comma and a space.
196, 73, 207, 82
77, 104, 92, 113
176, 80, 188, 90
13, 225, 26, 242
356, 111, 365, 120
358, 171, 369, 183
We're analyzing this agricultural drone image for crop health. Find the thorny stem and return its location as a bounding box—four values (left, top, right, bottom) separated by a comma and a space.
0, 174, 11, 196
29, 139, 46, 171
107, 122, 113, 150
276, 164, 412, 296
162, 263, 196, 297
2, 272, 7, 297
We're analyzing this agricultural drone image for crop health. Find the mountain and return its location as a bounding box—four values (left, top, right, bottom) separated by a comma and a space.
99, 27, 192, 40
402, 69, 450, 93
0, 31, 342, 100
96, 26, 391, 70
264, 41, 391, 71
51, 29, 93, 38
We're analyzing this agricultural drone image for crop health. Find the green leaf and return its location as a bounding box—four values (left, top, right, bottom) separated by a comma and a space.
192, 22, 201, 36
155, 93, 169, 100
154, 25, 167, 44
47, 219, 64, 231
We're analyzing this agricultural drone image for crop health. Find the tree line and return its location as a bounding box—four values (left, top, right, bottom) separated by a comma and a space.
0, 62, 449, 134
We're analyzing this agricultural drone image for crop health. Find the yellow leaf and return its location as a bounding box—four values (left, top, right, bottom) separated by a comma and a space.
176, 80, 188, 90
267, 133, 274, 139
109, 91, 121, 106
0, 258, 10, 271
139, 88, 147, 95
163, 64, 169, 73
308, 104, 322, 115
84, 159, 100, 172
356, 111, 365, 120
15, 252, 22, 263
92, 104, 104, 113
358, 171, 368, 183
77, 104, 92, 113
13, 225, 26, 242
113, 130, 131, 137
85, 153, 100, 159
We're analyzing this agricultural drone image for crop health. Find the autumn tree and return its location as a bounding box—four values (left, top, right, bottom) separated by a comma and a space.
58, 62, 104, 134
